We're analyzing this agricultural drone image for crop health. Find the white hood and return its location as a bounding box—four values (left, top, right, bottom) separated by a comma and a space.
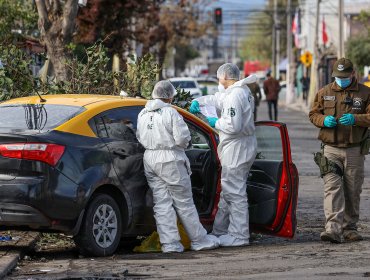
145, 99, 170, 111
232, 74, 258, 88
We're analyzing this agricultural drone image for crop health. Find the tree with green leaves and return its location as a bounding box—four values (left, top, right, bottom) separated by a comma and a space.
75, 0, 164, 63
0, 0, 38, 42
239, 0, 298, 63
34, 0, 80, 82
0, 44, 36, 100
346, 10, 370, 75
136, 0, 214, 76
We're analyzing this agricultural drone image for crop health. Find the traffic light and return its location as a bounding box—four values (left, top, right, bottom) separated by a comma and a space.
214, 8, 222, 24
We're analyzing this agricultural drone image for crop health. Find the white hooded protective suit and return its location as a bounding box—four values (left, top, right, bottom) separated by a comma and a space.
136, 99, 219, 252
195, 76, 258, 244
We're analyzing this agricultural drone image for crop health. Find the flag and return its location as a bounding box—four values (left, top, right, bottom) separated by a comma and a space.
322, 16, 328, 46
292, 9, 300, 48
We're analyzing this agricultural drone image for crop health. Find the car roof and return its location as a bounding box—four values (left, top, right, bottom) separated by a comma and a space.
1, 94, 144, 107
195, 77, 218, 82
0, 94, 209, 137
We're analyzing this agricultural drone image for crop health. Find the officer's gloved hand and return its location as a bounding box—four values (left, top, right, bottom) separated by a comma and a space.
339, 113, 355, 126
207, 117, 218, 128
324, 116, 337, 128
189, 100, 200, 114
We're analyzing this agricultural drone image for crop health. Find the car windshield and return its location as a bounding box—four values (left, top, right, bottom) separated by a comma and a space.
0, 104, 85, 133
171, 81, 197, 89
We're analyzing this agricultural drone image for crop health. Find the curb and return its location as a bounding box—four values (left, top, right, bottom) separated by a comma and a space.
0, 252, 21, 279
0, 232, 40, 279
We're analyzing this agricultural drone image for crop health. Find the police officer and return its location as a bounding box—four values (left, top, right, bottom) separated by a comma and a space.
309, 58, 370, 243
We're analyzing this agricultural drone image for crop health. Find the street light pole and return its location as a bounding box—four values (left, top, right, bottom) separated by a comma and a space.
338, 0, 344, 58
272, 0, 277, 78
308, 0, 321, 107
286, 0, 295, 105
276, 16, 280, 80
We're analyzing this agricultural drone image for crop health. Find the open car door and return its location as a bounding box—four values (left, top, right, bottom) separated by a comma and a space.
248, 121, 299, 238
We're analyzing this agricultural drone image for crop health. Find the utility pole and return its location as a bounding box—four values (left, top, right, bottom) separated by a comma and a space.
213, 26, 219, 59
276, 9, 280, 80
308, 0, 321, 107
232, 17, 237, 64
272, 0, 277, 78
286, 0, 295, 104
338, 0, 344, 58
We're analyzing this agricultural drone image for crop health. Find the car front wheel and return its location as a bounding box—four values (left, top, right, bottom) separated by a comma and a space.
74, 193, 122, 256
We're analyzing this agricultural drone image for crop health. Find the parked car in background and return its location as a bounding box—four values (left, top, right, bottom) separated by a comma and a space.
195, 77, 218, 95
0, 95, 299, 257
169, 77, 203, 99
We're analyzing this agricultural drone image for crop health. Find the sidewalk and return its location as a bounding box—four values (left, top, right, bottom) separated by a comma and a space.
280, 99, 310, 115
0, 231, 39, 278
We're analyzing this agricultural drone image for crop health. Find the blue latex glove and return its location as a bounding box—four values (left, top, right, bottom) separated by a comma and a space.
207, 117, 218, 128
339, 113, 355, 126
324, 116, 337, 128
189, 100, 200, 114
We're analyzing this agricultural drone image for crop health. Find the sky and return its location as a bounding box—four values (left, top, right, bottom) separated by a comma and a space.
208, 0, 267, 47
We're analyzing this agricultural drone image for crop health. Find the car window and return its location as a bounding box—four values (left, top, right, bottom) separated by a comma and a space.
92, 106, 142, 142
187, 123, 210, 149
255, 125, 283, 161
0, 104, 85, 132
198, 81, 218, 86
171, 81, 197, 89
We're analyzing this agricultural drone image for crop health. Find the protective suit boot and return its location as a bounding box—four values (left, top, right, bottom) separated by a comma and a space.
191, 234, 220, 251
162, 241, 184, 253
219, 234, 249, 247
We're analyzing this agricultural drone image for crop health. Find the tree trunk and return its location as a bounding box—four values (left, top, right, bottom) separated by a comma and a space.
44, 39, 70, 82
35, 0, 79, 83
157, 42, 168, 80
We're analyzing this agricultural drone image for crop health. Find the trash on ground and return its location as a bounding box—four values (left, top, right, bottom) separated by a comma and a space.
0, 235, 12, 241
133, 222, 190, 253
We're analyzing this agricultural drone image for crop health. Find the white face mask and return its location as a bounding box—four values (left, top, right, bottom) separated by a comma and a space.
218, 83, 226, 93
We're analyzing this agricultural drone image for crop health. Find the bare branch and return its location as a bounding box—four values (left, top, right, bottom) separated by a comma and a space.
35, 0, 51, 32
62, 0, 79, 41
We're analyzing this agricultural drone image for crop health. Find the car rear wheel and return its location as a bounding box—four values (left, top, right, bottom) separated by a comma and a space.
74, 193, 122, 256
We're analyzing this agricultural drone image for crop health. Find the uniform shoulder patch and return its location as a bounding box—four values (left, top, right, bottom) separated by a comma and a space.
323, 96, 336, 101
227, 107, 236, 117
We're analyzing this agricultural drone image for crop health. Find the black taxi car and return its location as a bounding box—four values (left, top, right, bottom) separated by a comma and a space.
0, 95, 298, 256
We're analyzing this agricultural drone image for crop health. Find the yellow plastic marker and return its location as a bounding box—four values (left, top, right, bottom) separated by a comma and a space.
133, 222, 191, 253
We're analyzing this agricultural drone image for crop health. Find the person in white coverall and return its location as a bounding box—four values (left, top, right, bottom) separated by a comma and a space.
136, 80, 220, 253
189, 63, 257, 246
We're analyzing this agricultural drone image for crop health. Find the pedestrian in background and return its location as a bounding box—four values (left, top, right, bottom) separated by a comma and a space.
300, 74, 310, 104
136, 80, 220, 253
248, 81, 262, 121
309, 57, 370, 243
263, 72, 281, 121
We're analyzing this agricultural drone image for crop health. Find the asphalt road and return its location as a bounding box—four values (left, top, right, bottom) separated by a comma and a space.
6, 102, 370, 280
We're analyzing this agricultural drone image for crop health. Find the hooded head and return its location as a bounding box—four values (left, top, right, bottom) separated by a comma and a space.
152, 80, 176, 100
217, 63, 240, 89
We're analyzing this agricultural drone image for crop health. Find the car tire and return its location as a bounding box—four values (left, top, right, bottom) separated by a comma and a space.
74, 193, 122, 257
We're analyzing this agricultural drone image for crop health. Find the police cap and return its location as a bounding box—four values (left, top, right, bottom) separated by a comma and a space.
332, 57, 354, 78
